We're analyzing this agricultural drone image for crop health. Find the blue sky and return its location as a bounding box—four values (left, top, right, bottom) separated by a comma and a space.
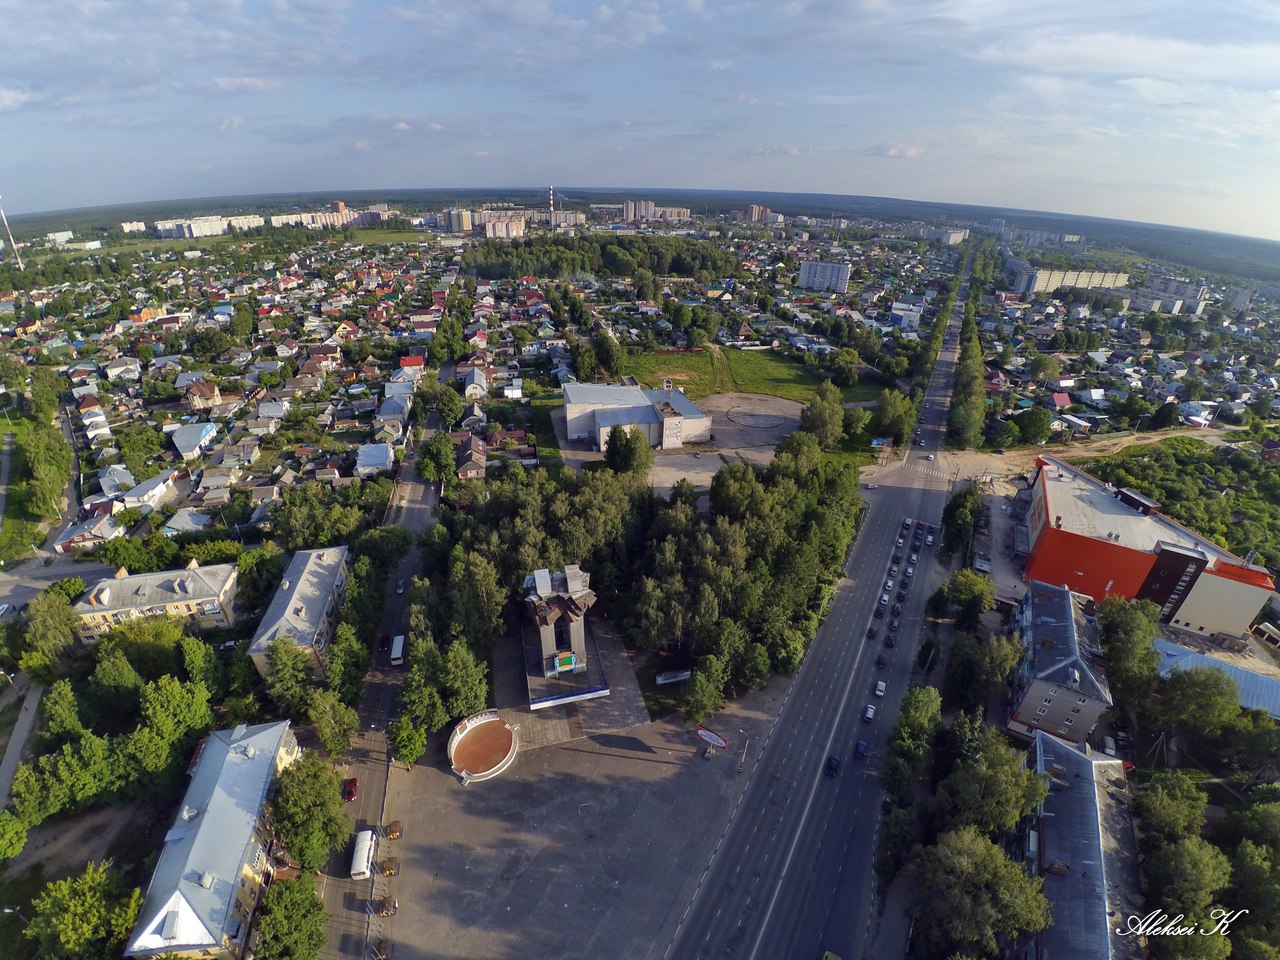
3, 0, 1280, 239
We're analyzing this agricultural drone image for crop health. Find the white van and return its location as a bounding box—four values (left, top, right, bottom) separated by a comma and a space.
351, 829, 376, 880
389, 635, 406, 667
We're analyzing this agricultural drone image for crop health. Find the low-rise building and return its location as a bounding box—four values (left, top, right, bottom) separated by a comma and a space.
1018, 731, 1137, 960
52, 513, 125, 554
247, 547, 349, 677
354, 442, 395, 478
124, 721, 302, 959
75, 560, 240, 641
1007, 581, 1113, 743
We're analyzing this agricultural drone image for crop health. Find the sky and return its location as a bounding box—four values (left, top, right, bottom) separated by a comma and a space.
3, 0, 1280, 239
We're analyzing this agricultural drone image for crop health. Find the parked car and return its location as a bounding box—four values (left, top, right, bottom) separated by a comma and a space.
884, 579, 895, 591
876, 655, 887, 668
866, 627, 878, 641
341, 778, 358, 802
890, 618, 901, 631
891, 603, 902, 616
0, 604, 8, 618
886, 634, 897, 647
925, 534, 935, 546
395, 579, 406, 595
897, 589, 908, 603
927, 454, 935, 461
874, 606, 885, 619
878, 593, 889, 606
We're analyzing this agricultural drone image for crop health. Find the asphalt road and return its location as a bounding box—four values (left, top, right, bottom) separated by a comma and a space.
668, 291, 967, 960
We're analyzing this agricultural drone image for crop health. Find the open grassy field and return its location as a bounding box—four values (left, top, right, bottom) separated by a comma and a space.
624, 349, 880, 405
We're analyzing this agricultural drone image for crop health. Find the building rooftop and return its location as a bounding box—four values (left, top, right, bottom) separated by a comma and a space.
125, 721, 294, 958
1030, 731, 1139, 960
1023, 581, 1112, 706
1037, 457, 1266, 577
76, 561, 236, 617
563, 383, 649, 407
248, 547, 348, 658
642, 387, 708, 420
1154, 638, 1280, 720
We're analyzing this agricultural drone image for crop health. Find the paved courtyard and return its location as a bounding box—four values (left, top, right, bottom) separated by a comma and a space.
374, 673, 794, 960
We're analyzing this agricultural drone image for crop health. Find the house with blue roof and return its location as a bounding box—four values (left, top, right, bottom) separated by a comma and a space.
1154, 638, 1280, 720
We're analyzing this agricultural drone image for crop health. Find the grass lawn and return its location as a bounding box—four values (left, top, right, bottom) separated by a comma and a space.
528, 395, 563, 465
821, 430, 878, 471
624, 349, 880, 405
634, 652, 693, 721
0, 415, 46, 564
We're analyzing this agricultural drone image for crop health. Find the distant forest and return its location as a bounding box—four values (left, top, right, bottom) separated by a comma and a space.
10, 187, 1280, 286
461, 235, 741, 281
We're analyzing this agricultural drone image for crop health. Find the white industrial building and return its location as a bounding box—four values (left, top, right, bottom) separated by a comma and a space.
563, 383, 711, 450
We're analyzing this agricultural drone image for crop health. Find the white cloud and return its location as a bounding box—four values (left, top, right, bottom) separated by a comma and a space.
472, 150, 491, 157
867, 142, 924, 159
430, 122, 443, 130
211, 77, 282, 94
353, 139, 372, 152
393, 120, 411, 131
220, 115, 243, 130
0, 86, 43, 111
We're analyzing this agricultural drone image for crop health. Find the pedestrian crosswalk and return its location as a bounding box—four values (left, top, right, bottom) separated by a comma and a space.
908, 463, 948, 481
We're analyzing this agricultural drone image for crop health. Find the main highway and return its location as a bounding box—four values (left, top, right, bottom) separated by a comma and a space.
667, 279, 968, 960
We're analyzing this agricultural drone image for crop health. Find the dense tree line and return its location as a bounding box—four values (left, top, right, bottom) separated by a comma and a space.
1083, 437, 1280, 570
461, 235, 741, 282
939, 485, 982, 559
947, 294, 986, 448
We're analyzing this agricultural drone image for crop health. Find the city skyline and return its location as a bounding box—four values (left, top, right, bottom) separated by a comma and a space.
3, 0, 1279, 240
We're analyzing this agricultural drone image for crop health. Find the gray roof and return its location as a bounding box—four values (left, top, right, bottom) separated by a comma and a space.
1022, 581, 1112, 706
1154, 638, 1280, 719
355, 442, 395, 471
563, 382, 648, 407
125, 722, 295, 957
248, 547, 348, 659
596, 405, 661, 428
171, 422, 217, 457
1031, 731, 1136, 960
642, 387, 707, 420
76, 562, 236, 617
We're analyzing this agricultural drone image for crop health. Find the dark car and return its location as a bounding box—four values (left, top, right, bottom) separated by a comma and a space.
874, 606, 885, 619
916, 521, 925, 531
886, 634, 897, 647
876, 655, 887, 668
855, 740, 868, 759
866, 627, 878, 641
890, 618, 901, 631
892, 552, 903, 563
341, 777, 358, 803
891, 603, 902, 616
379, 634, 390, 652
897, 589, 908, 603
395, 579, 406, 595
824, 755, 840, 777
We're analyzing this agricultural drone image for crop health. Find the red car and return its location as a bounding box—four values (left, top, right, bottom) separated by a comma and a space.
341, 777, 358, 803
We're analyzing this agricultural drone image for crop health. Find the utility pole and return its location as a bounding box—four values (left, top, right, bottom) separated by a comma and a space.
0, 195, 24, 271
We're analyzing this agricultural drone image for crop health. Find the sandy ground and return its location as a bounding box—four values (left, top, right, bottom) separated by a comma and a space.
647, 393, 802, 495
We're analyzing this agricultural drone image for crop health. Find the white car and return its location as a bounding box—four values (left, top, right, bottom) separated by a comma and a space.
863, 704, 877, 722
927, 454, 936, 461
0, 603, 8, 618
879, 593, 890, 606
884, 579, 895, 591
875, 681, 887, 697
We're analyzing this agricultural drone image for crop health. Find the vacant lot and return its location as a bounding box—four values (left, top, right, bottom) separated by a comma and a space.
625, 349, 879, 405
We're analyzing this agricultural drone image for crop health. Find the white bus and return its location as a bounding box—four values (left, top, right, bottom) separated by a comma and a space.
351, 829, 376, 880
389, 635, 405, 667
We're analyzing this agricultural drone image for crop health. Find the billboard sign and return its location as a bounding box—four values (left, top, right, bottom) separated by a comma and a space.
697, 727, 728, 750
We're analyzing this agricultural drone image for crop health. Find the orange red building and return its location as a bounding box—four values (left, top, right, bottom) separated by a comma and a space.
1025, 457, 1274, 638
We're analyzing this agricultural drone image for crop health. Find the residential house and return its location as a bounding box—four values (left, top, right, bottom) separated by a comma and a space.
456, 434, 487, 480
247, 547, 350, 677
121, 469, 179, 513
104, 356, 142, 381
185, 381, 222, 412
461, 402, 488, 433
52, 513, 125, 554
172, 423, 219, 461
354, 442, 396, 479
1261, 439, 1280, 465
462, 367, 488, 399
123, 721, 302, 959
75, 560, 240, 641
162, 508, 215, 538
373, 394, 411, 438
1007, 581, 1113, 743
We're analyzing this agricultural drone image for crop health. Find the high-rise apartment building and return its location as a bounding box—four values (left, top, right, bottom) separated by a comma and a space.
797, 260, 851, 293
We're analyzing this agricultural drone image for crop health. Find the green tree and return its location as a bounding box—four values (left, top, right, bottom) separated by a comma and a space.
266, 639, 312, 719
47, 577, 87, 605
1028, 353, 1062, 381
446, 551, 505, 650
434, 384, 464, 429
179, 635, 226, 700
254, 873, 328, 960
943, 569, 996, 631
417, 430, 457, 483
271, 753, 351, 872
19, 588, 80, 681
1155, 668, 1241, 741
1135, 770, 1207, 850
25, 859, 142, 960
871, 389, 914, 444
1146, 835, 1232, 918
307, 688, 359, 755
388, 713, 430, 765
100, 616, 185, 680
843, 404, 870, 437
930, 726, 1048, 836
42, 678, 84, 743
683, 654, 727, 724
798, 379, 847, 450
1151, 400, 1181, 430
0, 809, 28, 861
440, 639, 488, 719
941, 632, 1021, 712
906, 826, 1051, 959
603, 424, 655, 474
1013, 406, 1053, 446
1098, 596, 1161, 710
324, 623, 371, 706
86, 647, 145, 723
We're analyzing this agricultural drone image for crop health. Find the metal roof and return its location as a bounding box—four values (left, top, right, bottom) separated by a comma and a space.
1154, 638, 1280, 720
